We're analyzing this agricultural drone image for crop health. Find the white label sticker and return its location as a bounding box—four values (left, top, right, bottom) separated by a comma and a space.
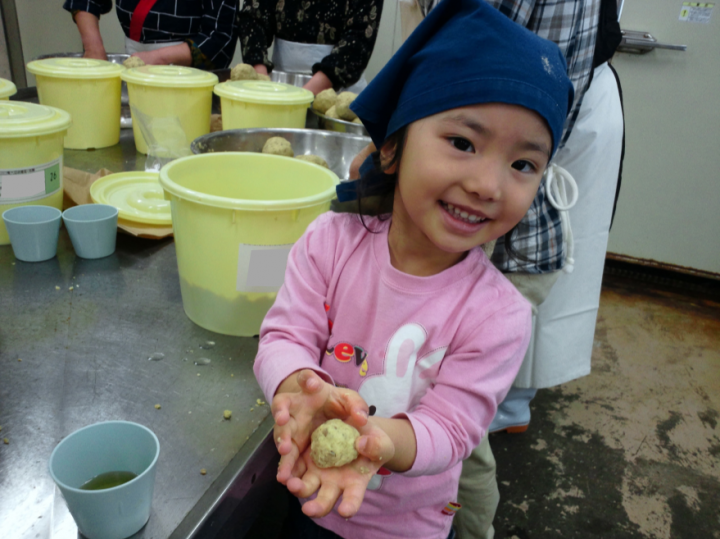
679, 2, 714, 23
236, 244, 293, 293
0, 157, 62, 203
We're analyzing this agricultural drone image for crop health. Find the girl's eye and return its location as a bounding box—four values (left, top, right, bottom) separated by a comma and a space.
449, 137, 474, 153
511, 160, 537, 173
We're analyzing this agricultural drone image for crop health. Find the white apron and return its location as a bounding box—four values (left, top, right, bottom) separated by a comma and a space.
272, 37, 368, 94
513, 62, 624, 388
125, 37, 184, 54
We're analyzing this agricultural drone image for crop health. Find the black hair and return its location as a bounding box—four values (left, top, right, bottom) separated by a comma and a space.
351, 126, 532, 265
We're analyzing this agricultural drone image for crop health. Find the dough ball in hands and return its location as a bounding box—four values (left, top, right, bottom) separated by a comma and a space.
123, 56, 145, 68
230, 63, 259, 81
311, 419, 360, 468
336, 92, 358, 121
296, 154, 329, 168
313, 88, 337, 114
262, 137, 294, 157
324, 105, 339, 119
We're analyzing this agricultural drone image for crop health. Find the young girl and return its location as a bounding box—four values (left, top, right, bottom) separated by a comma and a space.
253, 0, 574, 537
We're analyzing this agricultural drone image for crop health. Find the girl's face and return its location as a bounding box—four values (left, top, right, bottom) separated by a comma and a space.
385, 103, 551, 267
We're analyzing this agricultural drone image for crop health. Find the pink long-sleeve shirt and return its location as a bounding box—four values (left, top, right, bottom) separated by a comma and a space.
254, 212, 531, 539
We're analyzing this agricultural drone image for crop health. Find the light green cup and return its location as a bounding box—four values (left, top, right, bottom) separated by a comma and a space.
48, 421, 160, 539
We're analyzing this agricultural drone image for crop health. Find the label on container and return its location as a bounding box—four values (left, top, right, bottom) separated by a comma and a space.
237, 244, 293, 293
0, 157, 62, 203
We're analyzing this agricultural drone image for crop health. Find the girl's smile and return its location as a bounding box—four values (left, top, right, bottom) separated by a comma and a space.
385, 103, 552, 276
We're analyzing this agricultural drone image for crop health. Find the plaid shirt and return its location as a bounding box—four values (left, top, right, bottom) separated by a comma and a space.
63, 0, 239, 70
488, 0, 601, 273
418, 0, 600, 273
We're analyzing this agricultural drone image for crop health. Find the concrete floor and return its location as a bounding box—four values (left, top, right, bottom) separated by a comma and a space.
248, 263, 720, 538
492, 264, 720, 538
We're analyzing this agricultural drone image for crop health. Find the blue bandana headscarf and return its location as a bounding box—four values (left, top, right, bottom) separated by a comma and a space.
351, 0, 574, 158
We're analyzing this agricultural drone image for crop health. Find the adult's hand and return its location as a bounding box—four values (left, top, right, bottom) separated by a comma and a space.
254, 64, 269, 75
349, 142, 376, 180
75, 11, 107, 61
133, 43, 192, 66
303, 71, 333, 96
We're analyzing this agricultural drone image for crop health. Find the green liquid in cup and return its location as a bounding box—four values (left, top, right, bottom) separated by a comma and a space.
80, 471, 138, 490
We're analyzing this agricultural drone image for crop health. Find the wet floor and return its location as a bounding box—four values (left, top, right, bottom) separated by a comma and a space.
492, 262, 720, 538
248, 262, 720, 538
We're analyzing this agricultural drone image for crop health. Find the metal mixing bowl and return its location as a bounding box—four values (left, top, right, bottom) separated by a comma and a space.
34, 52, 132, 128
309, 109, 369, 137
191, 128, 371, 180
270, 71, 312, 86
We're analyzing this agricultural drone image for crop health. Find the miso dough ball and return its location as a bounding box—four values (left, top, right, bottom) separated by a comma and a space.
230, 63, 258, 81
296, 154, 329, 168
336, 92, 358, 121
262, 137, 294, 157
311, 419, 360, 468
257, 73, 271, 81
123, 56, 145, 68
313, 88, 337, 114
324, 105, 339, 119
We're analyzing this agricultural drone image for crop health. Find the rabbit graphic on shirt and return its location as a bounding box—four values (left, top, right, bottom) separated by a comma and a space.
359, 323, 447, 490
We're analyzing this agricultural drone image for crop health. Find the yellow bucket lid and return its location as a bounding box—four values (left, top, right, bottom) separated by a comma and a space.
26, 58, 125, 79
0, 101, 71, 138
121, 65, 218, 88
213, 80, 314, 105
90, 171, 172, 225
0, 77, 17, 99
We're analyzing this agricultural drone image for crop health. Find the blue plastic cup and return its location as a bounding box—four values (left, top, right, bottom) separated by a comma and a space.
2, 205, 62, 262
62, 204, 119, 259
48, 421, 160, 539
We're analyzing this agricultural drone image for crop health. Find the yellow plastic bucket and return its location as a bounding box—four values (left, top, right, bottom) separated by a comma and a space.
0, 101, 71, 245
0, 78, 17, 100
121, 66, 218, 155
159, 152, 339, 336
213, 80, 313, 130
26, 58, 123, 150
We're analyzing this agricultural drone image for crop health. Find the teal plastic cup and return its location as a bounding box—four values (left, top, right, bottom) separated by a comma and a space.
2, 206, 62, 262
48, 421, 160, 539
62, 204, 119, 259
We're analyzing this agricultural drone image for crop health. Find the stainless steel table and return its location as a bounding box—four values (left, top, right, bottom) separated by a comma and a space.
0, 103, 279, 539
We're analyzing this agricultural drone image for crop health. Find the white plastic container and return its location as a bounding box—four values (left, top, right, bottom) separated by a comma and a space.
121, 66, 218, 155
0, 101, 71, 245
26, 58, 124, 149
0, 77, 17, 100
213, 80, 313, 131
159, 152, 338, 336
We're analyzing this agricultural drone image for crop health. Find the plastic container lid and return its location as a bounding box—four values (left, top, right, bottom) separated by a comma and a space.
0, 101, 72, 138
213, 80, 314, 105
90, 171, 172, 225
0, 77, 17, 99
121, 65, 218, 88
26, 58, 125, 79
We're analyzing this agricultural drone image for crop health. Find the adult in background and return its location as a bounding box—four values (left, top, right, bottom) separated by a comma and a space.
237, 0, 383, 95
63, 0, 239, 70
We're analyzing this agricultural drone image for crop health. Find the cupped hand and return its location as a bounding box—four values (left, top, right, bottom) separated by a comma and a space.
272, 370, 368, 484
287, 420, 395, 518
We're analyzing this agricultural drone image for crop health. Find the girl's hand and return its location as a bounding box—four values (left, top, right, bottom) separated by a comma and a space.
287, 421, 395, 518
272, 370, 369, 484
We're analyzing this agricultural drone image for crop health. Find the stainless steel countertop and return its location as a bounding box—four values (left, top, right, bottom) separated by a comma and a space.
1, 95, 278, 539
